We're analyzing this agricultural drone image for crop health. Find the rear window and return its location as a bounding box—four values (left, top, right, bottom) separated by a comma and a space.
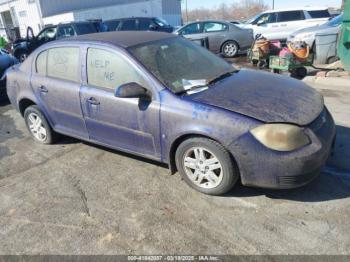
308, 10, 331, 19
75, 23, 98, 35
278, 11, 305, 22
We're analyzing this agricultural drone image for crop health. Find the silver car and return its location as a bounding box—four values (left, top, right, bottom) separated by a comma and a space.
288, 14, 343, 48
175, 20, 254, 58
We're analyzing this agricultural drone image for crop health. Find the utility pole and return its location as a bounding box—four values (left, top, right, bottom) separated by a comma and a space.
186, 0, 189, 23
272, 0, 275, 10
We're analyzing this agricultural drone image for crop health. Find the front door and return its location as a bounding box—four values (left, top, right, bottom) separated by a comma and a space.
31, 46, 88, 139
80, 47, 161, 159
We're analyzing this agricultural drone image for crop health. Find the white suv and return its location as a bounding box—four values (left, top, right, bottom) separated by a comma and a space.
240, 7, 331, 40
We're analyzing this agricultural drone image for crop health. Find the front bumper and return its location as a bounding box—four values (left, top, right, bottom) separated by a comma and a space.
228, 108, 336, 189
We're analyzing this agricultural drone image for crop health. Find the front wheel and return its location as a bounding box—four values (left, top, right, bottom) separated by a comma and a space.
24, 105, 58, 144
175, 137, 239, 195
222, 41, 239, 58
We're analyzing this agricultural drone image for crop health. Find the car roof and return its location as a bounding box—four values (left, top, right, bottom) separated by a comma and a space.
262, 7, 329, 13
61, 31, 176, 48
104, 17, 156, 22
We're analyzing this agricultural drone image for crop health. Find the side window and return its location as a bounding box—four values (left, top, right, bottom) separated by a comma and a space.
120, 20, 137, 31
105, 20, 121, 31
255, 13, 277, 24
180, 23, 202, 35
47, 47, 80, 82
203, 22, 228, 32
36, 50, 47, 76
57, 26, 75, 39
278, 11, 305, 22
139, 19, 151, 30
37, 27, 57, 41
87, 48, 146, 90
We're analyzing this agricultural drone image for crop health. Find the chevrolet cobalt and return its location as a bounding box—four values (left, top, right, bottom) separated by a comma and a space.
6, 31, 336, 195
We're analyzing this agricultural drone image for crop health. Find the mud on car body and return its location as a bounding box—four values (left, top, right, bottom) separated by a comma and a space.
6, 31, 336, 195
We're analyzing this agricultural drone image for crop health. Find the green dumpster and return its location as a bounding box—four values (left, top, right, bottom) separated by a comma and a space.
338, 0, 350, 71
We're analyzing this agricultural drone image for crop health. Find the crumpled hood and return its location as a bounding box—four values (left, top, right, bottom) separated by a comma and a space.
188, 69, 324, 126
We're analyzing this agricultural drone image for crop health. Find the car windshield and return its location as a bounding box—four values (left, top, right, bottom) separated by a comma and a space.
154, 18, 170, 27
129, 37, 236, 94
245, 14, 260, 24
326, 14, 343, 27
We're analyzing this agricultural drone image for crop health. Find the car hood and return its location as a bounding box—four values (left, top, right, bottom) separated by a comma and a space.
187, 69, 324, 126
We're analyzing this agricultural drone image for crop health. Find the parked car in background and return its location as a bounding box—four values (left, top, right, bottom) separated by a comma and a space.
241, 7, 332, 41
288, 14, 343, 48
104, 17, 174, 33
230, 20, 242, 25
12, 21, 100, 62
0, 49, 18, 100
175, 20, 253, 57
6, 31, 336, 195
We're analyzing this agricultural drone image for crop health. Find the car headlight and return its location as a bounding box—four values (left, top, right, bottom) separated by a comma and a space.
250, 124, 310, 151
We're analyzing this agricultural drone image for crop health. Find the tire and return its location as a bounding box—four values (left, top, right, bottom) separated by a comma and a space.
222, 41, 239, 58
24, 105, 58, 144
175, 137, 239, 195
17, 51, 28, 62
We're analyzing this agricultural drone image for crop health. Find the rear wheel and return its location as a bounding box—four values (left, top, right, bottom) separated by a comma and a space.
175, 137, 239, 195
222, 41, 239, 58
24, 105, 58, 144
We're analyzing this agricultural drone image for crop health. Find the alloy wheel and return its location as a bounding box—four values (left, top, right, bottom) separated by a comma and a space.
183, 147, 223, 189
27, 112, 47, 142
224, 43, 237, 57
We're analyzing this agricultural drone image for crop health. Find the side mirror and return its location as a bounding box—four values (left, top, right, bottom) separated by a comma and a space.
257, 20, 266, 26
115, 82, 151, 100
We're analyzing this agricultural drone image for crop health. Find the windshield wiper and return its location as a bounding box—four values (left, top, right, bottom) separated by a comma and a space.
208, 70, 238, 85
176, 84, 208, 95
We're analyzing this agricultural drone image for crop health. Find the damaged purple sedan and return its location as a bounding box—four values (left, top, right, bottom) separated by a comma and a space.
6, 31, 336, 195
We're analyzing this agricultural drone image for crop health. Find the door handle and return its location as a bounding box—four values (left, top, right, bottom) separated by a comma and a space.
87, 97, 100, 106
39, 85, 48, 93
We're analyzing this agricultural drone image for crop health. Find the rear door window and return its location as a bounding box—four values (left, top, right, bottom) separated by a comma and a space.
57, 26, 75, 39
47, 47, 80, 82
308, 10, 331, 18
203, 22, 228, 32
36, 50, 47, 76
180, 23, 202, 35
75, 23, 98, 35
105, 20, 121, 31
278, 11, 305, 22
120, 20, 138, 31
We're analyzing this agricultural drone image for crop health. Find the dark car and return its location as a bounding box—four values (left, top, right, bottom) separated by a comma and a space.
6, 31, 336, 195
175, 20, 253, 57
12, 21, 100, 62
0, 49, 18, 100
104, 17, 174, 33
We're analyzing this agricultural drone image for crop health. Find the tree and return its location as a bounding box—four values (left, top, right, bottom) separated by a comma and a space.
182, 0, 268, 22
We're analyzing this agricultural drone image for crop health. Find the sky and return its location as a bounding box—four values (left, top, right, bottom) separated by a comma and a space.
185, 0, 343, 10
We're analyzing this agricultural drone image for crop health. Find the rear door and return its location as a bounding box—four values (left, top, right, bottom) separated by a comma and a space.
202, 22, 229, 52
178, 22, 207, 46
31, 46, 88, 139
79, 46, 161, 158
